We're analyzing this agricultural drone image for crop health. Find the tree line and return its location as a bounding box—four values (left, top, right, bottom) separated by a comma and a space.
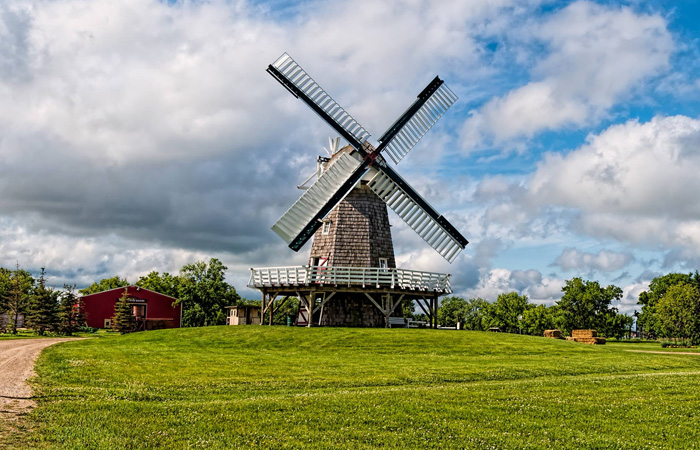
4, 261, 698, 340
637, 272, 700, 345
0, 257, 240, 334
0, 264, 85, 335
435, 277, 634, 339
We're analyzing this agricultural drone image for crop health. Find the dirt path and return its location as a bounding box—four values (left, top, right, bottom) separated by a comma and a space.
0, 338, 82, 419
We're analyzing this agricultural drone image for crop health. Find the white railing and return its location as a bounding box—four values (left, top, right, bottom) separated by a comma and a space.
248, 265, 451, 293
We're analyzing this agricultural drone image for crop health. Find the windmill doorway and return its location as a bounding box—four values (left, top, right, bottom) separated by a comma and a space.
312, 257, 328, 283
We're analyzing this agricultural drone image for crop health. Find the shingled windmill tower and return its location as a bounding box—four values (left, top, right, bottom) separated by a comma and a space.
248, 53, 469, 327
307, 143, 396, 271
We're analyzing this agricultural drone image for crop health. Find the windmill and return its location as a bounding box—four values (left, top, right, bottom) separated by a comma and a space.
267, 53, 468, 263
247, 53, 469, 328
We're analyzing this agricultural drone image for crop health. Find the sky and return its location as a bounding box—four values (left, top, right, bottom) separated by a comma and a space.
1, 0, 700, 315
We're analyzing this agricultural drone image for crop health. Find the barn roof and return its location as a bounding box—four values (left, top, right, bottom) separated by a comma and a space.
80, 285, 178, 301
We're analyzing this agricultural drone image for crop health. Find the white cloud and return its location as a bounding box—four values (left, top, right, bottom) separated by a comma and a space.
553, 247, 634, 272
530, 115, 700, 253
461, 1, 672, 149
462, 267, 564, 304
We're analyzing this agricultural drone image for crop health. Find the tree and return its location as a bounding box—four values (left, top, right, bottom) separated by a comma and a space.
656, 282, 700, 345
0, 267, 11, 332
79, 276, 129, 295
486, 292, 531, 334
176, 258, 240, 327
26, 268, 59, 335
271, 297, 300, 325
601, 310, 634, 340
522, 304, 560, 336
400, 299, 415, 319
438, 296, 468, 327
57, 284, 84, 335
136, 271, 180, 298
111, 289, 133, 333
3, 264, 34, 334
638, 273, 693, 338
463, 298, 489, 331
557, 278, 622, 335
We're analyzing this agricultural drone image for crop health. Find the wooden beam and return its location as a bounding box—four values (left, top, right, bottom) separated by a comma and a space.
272, 296, 290, 315
363, 292, 385, 315
415, 298, 430, 318
388, 294, 405, 316
312, 292, 336, 314
315, 292, 336, 326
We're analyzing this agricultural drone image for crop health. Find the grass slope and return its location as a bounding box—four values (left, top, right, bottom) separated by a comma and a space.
23, 327, 700, 449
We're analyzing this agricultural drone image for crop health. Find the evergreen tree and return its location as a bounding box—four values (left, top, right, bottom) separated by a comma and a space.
57, 284, 83, 335
111, 289, 133, 333
26, 268, 59, 335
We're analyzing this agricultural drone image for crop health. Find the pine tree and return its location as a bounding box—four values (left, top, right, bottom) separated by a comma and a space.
112, 289, 133, 333
26, 268, 58, 336
57, 284, 82, 335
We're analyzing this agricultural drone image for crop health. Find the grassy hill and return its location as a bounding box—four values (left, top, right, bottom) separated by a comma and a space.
20, 327, 700, 448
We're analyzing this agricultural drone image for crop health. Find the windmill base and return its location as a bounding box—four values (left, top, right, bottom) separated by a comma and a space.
249, 265, 449, 328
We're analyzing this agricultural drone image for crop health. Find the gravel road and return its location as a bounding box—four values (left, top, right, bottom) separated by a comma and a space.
0, 338, 81, 418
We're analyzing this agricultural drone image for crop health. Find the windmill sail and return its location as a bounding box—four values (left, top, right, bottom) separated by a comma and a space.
272, 152, 366, 251
368, 167, 467, 263
267, 52, 469, 262
377, 77, 458, 165
267, 53, 370, 150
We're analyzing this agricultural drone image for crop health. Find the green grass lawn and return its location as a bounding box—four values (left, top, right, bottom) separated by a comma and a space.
15, 327, 700, 449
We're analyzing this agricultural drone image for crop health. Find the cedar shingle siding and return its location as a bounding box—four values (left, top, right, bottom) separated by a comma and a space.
309, 182, 396, 268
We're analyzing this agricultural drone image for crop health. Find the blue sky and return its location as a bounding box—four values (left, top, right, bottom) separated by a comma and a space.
1, 0, 699, 314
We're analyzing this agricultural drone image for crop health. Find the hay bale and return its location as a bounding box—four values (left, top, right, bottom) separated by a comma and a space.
571, 329, 597, 338
543, 329, 562, 339
567, 334, 606, 345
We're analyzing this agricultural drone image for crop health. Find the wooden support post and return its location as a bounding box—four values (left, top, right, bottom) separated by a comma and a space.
384, 294, 391, 328
432, 296, 438, 329
260, 292, 266, 326
307, 290, 315, 328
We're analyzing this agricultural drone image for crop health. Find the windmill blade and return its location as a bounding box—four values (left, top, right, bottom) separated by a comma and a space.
368, 164, 468, 263
267, 53, 371, 152
272, 152, 368, 251
377, 76, 458, 165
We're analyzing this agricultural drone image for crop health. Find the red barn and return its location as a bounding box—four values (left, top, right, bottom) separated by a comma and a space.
82, 285, 181, 330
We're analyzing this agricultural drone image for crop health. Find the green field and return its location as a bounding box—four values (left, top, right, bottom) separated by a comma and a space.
11, 327, 700, 449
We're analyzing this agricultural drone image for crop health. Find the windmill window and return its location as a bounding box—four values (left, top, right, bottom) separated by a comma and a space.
379, 258, 388, 271
322, 221, 331, 235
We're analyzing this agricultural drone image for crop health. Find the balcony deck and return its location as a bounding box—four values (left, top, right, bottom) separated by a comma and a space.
248, 265, 452, 294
